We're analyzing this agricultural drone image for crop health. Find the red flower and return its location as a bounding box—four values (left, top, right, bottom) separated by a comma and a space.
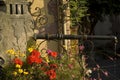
13, 57, 23, 66
27, 55, 42, 65
50, 64, 57, 69
27, 49, 42, 65
48, 51, 57, 58
46, 69, 56, 80
31, 49, 40, 58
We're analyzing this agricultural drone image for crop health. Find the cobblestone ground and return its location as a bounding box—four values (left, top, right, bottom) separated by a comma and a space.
84, 40, 120, 80
89, 55, 120, 80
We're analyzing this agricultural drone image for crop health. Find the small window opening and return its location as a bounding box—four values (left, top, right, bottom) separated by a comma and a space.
15, 4, 18, 14
10, 4, 12, 14
9, 4, 25, 15
21, 5, 23, 14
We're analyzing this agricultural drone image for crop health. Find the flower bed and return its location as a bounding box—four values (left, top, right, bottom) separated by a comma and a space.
1, 44, 92, 80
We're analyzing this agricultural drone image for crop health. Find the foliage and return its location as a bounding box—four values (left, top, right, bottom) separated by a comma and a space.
88, 0, 120, 19
69, 0, 89, 26
2, 43, 92, 80
4, 47, 57, 80
88, 0, 120, 34
69, 0, 120, 24
69, 0, 120, 34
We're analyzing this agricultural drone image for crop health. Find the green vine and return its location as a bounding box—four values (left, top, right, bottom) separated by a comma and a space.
69, 0, 89, 26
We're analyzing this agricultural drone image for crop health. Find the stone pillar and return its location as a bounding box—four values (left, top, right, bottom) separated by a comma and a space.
63, 0, 71, 50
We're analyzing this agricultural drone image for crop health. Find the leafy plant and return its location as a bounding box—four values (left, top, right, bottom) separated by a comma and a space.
2, 42, 92, 80
69, 0, 89, 26
4, 46, 58, 80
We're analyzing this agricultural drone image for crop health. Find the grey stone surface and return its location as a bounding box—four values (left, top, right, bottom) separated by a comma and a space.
0, 1, 34, 61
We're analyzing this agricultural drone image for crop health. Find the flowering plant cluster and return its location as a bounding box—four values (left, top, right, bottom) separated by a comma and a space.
4, 47, 58, 80
2, 43, 94, 80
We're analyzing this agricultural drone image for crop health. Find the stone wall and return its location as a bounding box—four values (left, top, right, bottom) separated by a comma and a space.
0, 0, 71, 61
0, 0, 34, 61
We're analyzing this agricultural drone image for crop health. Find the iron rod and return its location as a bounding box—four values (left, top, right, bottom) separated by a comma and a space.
34, 34, 118, 42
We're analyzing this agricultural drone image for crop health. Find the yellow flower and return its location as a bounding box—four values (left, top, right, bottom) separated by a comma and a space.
15, 64, 21, 68
45, 56, 50, 63
23, 71, 29, 75
6, 49, 15, 55
18, 69, 23, 73
13, 71, 17, 76
20, 53, 26, 57
28, 48, 34, 52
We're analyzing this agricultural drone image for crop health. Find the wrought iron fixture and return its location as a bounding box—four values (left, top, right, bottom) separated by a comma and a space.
28, 0, 48, 28
34, 34, 118, 43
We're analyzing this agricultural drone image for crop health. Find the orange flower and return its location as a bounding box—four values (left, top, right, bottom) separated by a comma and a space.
46, 69, 56, 80
13, 57, 23, 66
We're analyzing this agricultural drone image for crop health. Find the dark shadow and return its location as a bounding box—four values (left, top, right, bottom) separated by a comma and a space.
44, 0, 58, 34
0, 1, 6, 13
45, 0, 59, 51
